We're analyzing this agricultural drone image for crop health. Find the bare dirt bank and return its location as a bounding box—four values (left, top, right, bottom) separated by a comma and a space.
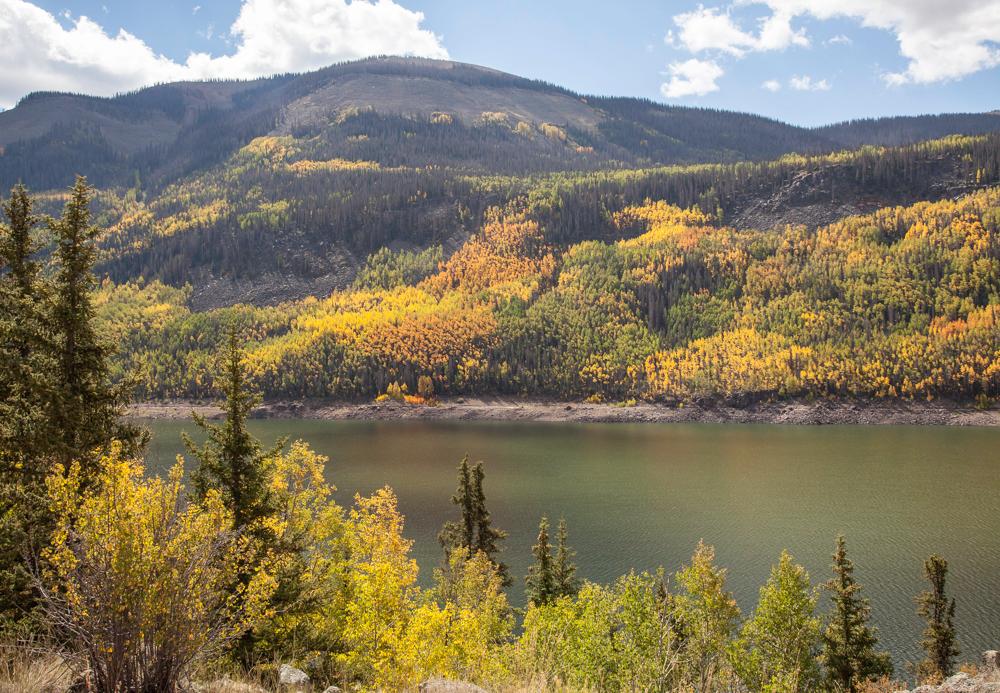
128, 397, 1000, 426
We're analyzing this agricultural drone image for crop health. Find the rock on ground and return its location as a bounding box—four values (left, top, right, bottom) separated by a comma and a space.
278, 663, 310, 689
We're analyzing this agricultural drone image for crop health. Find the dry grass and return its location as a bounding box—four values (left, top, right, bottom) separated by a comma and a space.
857, 674, 909, 693
0, 641, 75, 693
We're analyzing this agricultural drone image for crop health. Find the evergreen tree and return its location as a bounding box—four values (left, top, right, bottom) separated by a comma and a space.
0, 183, 53, 478
438, 455, 475, 551
0, 184, 53, 624
471, 461, 509, 585
439, 457, 509, 586
916, 555, 959, 681
183, 326, 285, 534
821, 535, 892, 691
48, 176, 143, 476
553, 516, 578, 598
183, 326, 288, 664
526, 516, 556, 606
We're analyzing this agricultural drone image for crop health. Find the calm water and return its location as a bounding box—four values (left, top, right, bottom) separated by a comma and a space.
143, 419, 1000, 668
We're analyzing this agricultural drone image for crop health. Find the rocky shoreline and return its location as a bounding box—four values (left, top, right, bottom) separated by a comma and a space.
128, 397, 999, 426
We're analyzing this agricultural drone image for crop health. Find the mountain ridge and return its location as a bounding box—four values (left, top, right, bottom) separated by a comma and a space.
2, 56, 999, 193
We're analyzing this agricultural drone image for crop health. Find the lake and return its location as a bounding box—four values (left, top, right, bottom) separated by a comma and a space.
143, 418, 1000, 668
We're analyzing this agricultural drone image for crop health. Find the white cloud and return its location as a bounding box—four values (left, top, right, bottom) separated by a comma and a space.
761, 78, 782, 91
789, 74, 830, 91
668, 1, 1000, 86
192, 5, 200, 14
667, 5, 807, 56
826, 33, 852, 45
660, 58, 724, 98
0, 0, 448, 108
757, 0, 1000, 84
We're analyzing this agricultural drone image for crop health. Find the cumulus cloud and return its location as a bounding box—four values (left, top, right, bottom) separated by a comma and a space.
759, 0, 1000, 85
789, 74, 830, 91
761, 79, 782, 92
664, 0, 1000, 87
661, 58, 724, 98
0, 0, 448, 108
826, 33, 852, 45
667, 6, 808, 56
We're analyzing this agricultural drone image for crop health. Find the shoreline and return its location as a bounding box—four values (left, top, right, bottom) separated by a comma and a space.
128, 397, 1000, 426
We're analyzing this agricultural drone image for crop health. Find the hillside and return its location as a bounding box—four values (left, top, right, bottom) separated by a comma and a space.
1, 57, 999, 405
85, 131, 999, 308
98, 182, 1000, 405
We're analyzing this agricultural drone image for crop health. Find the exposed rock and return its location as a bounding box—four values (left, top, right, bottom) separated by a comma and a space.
901, 653, 1000, 692
278, 663, 310, 689
984, 651, 1000, 672
321, 687, 343, 693
418, 678, 488, 693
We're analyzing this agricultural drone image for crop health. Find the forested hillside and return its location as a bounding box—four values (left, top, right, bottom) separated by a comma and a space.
81, 131, 1000, 309
96, 173, 1000, 405
2, 58, 999, 405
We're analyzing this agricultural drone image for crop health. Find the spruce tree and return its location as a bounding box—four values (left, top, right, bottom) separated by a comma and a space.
471, 461, 509, 585
0, 184, 54, 623
183, 326, 285, 534
183, 327, 288, 664
916, 555, 959, 681
526, 516, 556, 606
0, 184, 53, 479
48, 176, 143, 476
438, 455, 475, 551
821, 535, 892, 691
553, 516, 579, 598
439, 456, 509, 586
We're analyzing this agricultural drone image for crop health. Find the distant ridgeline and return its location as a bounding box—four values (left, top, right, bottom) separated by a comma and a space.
86, 134, 1000, 405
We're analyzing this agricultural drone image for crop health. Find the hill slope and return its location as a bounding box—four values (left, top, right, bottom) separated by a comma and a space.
3, 57, 1000, 310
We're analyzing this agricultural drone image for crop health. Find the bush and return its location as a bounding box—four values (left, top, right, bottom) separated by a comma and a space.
38, 443, 276, 692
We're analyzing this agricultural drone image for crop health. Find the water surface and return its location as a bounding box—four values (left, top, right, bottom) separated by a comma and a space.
143, 419, 1000, 668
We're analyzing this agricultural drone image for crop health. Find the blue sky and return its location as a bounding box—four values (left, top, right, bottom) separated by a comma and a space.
3, 0, 999, 126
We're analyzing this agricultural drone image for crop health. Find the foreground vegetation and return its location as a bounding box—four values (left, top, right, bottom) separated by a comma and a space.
0, 178, 988, 691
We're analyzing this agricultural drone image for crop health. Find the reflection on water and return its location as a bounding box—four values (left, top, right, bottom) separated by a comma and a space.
144, 418, 1000, 667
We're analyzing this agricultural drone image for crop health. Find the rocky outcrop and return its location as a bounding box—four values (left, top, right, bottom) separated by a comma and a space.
902, 652, 1000, 693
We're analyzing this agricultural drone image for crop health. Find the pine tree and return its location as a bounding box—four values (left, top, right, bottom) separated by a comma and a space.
439, 457, 509, 586
183, 327, 288, 664
0, 183, 53, 479
916, 555, 959, 681
183, 326, 285, 534
0, 184, 54, 623
553, 516, 578, 598
438, 455, 475, 551
821, 535, 892, 691
471, 461, 509, 585
48, 176, 143, 477
526, 516, 556, 606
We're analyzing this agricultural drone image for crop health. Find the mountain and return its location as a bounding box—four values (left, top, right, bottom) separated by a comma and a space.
3, 56, 998, 193
2, 57, 1000, 310
817, 112, 1000, 148
2, 57, 997, 404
